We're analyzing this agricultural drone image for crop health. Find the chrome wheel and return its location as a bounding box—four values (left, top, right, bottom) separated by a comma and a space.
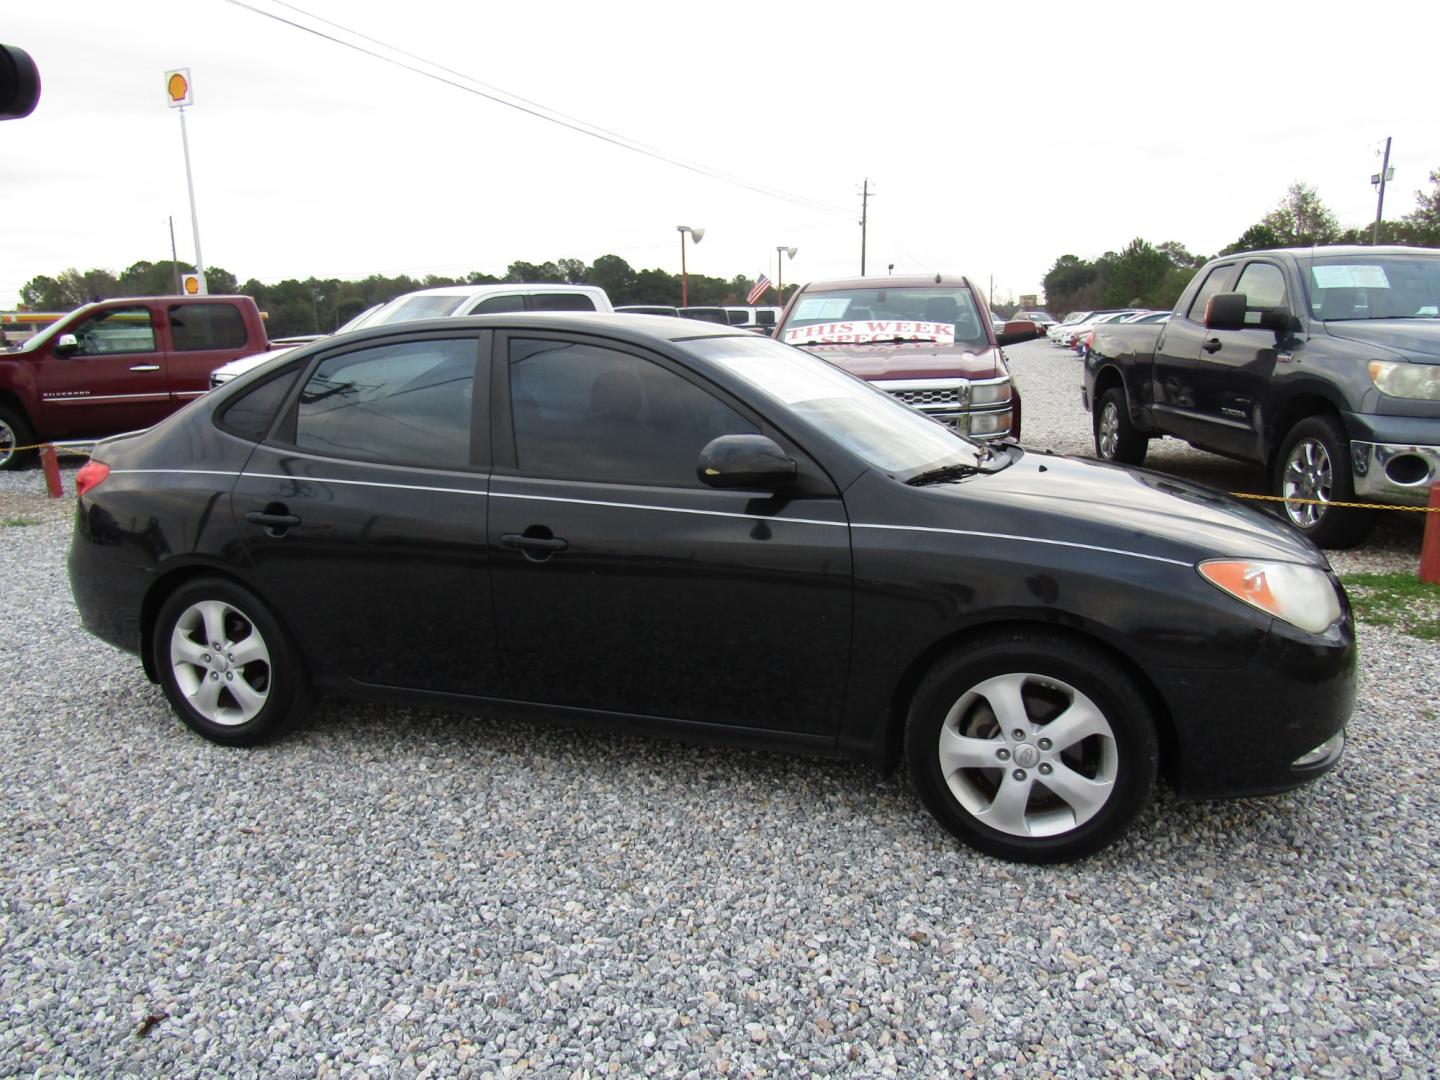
168, 599, 272, 726
1281, 437, 1333, 529
937, 672, 1118, 838
1097, 400, 1121, 459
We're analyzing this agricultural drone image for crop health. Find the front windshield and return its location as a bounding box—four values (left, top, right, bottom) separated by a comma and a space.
364, 294, 470, 327
1306, 254, 1440, 320
689, 334, 984, 477
779, 286, 988, 348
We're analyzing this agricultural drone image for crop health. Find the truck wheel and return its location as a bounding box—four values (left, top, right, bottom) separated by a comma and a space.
0, 404, 36, 471
1093, 387, 1148, 466
904, 630, 1158, 863
1273, 415, 1377, 549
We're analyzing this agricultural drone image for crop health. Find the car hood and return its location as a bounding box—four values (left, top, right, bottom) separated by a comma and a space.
939, 450, 1325, 566
1323, 320, 1440, 362
798, 342, 1003, 381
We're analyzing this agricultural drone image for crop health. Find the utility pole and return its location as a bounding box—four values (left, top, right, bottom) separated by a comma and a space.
1372, 137, 1393, 246
168, 217, 181, 294
859, 178, 872, 275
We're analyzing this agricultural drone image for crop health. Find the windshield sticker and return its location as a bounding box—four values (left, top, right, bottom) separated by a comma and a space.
781, 320, 956, 346
1311, 265, 1391, 290
793, 297, 852, 320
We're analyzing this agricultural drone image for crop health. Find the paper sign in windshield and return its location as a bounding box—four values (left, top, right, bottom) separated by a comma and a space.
1311, 265, 1391, 290
782, 320, 956, 346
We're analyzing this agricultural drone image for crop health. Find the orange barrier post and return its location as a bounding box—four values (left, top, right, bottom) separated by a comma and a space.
1421, 483, 1440, 585
40, 443, 63, 499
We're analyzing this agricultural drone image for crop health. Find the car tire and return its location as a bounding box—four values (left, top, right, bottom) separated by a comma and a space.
1273, 415, 1377, 549
0, 403, 36, 471
152, 578, 312, 746
1093, 387, 1148, 466
904, 630, 1158, 863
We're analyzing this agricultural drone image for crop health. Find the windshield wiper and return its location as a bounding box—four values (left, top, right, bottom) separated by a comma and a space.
905, 462, 979, 486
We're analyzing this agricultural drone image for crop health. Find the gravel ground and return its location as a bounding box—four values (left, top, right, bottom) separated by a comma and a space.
1, 350, 1437, 1078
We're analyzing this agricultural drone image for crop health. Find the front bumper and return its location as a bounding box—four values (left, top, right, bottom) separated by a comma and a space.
1152, 618, 1355, 800
1350, 440, 1440, 504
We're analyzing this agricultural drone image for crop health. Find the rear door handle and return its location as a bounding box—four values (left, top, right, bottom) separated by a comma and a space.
501, 533, 568, 553
246, 510, 302, 537
129, 364, 161, 371
1202, 338, 1222, 354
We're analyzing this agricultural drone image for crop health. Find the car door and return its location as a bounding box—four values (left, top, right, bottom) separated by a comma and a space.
1150, 263, 1237, 441
231, 331, 501, 696
1189, 259, 1292, 461
487, 331, 853, 735
164, 302, 254, 406
35, 302, 173, 439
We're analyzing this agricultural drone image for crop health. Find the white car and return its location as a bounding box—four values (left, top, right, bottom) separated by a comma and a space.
210, 283, 613, 386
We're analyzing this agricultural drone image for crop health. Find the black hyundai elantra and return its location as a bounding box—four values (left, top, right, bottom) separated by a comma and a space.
68, 313, 1354, 862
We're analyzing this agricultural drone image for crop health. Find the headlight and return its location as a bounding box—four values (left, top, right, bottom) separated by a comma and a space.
1198, 559, 1342, 634
970, 379, 1012, 406
968, 410, 1012, 437
1368, 360, 1440, 400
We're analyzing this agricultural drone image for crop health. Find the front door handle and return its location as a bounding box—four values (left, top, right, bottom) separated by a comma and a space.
1202, 338, 1222, 354
501, 532, 568, 553
129, 364, 161, 372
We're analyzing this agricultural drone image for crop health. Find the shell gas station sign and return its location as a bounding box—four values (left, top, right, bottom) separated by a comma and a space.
164, 68, 193, 108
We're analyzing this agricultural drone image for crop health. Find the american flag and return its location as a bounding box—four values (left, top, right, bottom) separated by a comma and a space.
746, 274, 773, 305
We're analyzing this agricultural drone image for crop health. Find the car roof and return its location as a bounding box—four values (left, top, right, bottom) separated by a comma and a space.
1224, 245, 1440, 260
391, 282, 607, 300
326, 311, 749, 346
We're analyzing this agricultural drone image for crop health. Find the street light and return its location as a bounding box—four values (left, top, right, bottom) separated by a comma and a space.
776, 245, 797, 306
677, 225, 704, 305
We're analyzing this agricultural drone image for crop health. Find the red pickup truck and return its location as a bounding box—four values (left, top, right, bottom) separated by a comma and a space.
0, 295, 273, 469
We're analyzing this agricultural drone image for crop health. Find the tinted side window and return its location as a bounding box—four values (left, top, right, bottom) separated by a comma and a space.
217, 367, 301, 441
471, 294, 526, 314
509, 338, 757, 487
295, 339, 476, 467
530, 292, 598, 312
169, 303, 247, 350
70, 306, 156, 355
1186, 265, 1237, 322
1234, 262, 1288, 312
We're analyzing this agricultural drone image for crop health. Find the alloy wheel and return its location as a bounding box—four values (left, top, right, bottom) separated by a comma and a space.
1097, 401, 1121, 459
168, 599, 272, 725
1281, 437, 1333, 529
937, 672, 1118, 838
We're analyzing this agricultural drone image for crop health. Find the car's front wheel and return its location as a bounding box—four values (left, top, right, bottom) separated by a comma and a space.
1273, 415, 1376, 549
0, 404, 36, 471
152, 578, 312, 746
905, 631, 1158, 863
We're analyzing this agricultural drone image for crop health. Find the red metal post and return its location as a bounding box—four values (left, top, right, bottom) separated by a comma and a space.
1420, 483, 1440, 584
40, 443, 62, 498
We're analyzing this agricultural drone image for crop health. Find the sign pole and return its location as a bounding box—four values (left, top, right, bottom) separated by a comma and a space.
177, 106, 207, 294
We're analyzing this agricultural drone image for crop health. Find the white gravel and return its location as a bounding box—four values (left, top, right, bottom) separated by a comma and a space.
1, 347, 1437, 1077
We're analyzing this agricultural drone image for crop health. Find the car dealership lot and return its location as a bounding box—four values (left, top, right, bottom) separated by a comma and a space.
2, 344, 1436, 1076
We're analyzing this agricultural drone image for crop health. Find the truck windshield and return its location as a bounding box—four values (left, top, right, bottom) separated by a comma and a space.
690, 334, 987, 478
1305, 254, 1440, 320
779, 286, 989, 348
365, 294, 471, 326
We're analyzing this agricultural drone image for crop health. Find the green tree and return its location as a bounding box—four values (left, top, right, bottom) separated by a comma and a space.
1264, 183, 1341, 246
1102, 239, 1172, 308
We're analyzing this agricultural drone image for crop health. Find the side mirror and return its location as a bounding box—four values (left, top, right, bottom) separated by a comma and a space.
996, 321, 1040, 347
1203, 292, 1247, 331
55, 332, 80, 354
697, 434, 797, 489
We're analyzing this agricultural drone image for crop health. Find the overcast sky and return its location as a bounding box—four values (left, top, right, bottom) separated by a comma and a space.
4, 0, 1438, 309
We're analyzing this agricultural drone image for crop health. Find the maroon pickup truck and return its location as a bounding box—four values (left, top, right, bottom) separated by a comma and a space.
0, 295, 273, 469
776, 275, 1035, 440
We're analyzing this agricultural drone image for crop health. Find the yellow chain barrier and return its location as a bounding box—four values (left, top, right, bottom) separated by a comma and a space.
3, 442, 95, 456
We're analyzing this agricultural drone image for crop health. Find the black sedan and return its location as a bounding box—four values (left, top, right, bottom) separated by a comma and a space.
68, 314, 1354, 862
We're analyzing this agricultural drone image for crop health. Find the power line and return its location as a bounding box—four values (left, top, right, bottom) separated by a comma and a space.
222, 0, 851, 216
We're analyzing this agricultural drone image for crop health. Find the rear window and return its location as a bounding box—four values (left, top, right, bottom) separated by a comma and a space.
169, 303, 248, 351
217, 367, 301, 441
531, 292, 598, 312
366, 295, 470, 326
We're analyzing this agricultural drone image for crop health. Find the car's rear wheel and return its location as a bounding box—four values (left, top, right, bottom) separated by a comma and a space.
153, 578, 311, 746
1093, 386, 1148, 466
1273, 415, 1376, 549
0, 404, 36, 471
905, 631, 1158, 863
